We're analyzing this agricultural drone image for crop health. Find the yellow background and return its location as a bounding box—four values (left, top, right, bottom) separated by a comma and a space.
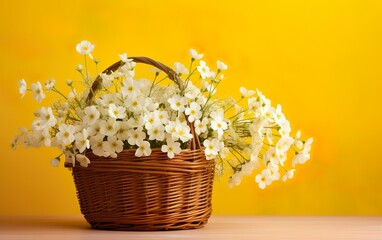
1, 0, 381, 216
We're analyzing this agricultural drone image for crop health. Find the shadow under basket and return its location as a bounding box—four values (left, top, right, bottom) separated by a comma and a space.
66, 148, 215, 231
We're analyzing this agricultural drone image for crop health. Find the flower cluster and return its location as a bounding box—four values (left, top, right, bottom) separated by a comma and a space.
12, 40, 313, 189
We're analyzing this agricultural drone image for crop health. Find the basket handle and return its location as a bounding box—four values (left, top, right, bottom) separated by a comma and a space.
86, 56, 201, 150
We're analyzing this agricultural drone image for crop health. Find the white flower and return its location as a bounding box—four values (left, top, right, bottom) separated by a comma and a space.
44, 79, 55, 91
174, 62, 189, 75
108, 103, 126, 119
100, 73, 114, 89
161, 139, 182, 158
282, 169, 295, 182
303, 138, 314, 154
76, 154, 90, 167
190, 48, 203, 60
239, 87, 255, 98
118, 53, 129, 62
90, 134, 106, 157
33, 107, 57, 129
31, 82, 45, 102
76, 64, 83, 71
168, 94, 188, 112
194, 118, 208, 135
292, 152, 310, 167
83, 106, 100, 126
294, 130, 304, 149
203, 138, 220, 157
76, 40, 95, 59
184, 81, 200, 100
217, 60, 228, 71
56, 124, 75, 145
174, 122, 193, 142
148, 124, 165, 141
197, 60, 210, 79
103, 136, 123, 158
276, 136, 294, 157
210, 116, 228, 137
228, 172, 243, 188
255, 169, 272, 189
135, 141, 152, 157
99, 118, 119, 136
127, 128, 146, 146
50, 157, 60, 167
165, 121, 177, 135
155, 110, 169, 125
116, 121, 130, 141
18, 79, 27, 98
75, 129, 90, 153
185, 102, 202, 122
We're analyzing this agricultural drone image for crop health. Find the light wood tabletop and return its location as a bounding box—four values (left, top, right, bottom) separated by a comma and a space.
0, 216, 381, 240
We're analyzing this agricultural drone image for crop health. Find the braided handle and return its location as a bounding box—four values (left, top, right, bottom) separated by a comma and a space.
85, 56, 200, 150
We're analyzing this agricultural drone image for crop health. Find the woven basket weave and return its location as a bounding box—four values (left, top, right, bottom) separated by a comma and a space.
66, 56, 215, 231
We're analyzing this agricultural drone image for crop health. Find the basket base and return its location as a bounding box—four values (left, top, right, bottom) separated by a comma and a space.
88, 220, 208, 231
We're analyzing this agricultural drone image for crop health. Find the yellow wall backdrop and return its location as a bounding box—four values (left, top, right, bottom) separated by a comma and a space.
0, 0, 381, 216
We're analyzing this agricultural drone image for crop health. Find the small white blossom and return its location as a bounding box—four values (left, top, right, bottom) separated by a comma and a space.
210, 116, 228, 137
148, 124, 165, 141
44, 79, 55, 91
282, 169, 295, 182
174, 62, 189, 75
203, 138, 220, 157
255, 169, 272, 189
31, 82, 45, 102
18, 79, 27, 98
161, 139, 181, 158
76, 40, 95, 59
185, 102, 202, 122
127, 128, 146, 146
197, 60, 210, 79
168, 94, 188, 112
99, 118, 119, 136
108, 104, 126, 119
194, 118, 208, 135
100, 73, 114, 89
135, 141, 152, 157
103, 136, 123, 158
76, 64, 83, 71
174, 122, 193, 143
83, 106, 100, 126
76, 154, 90, 167
240, 87, 255, 98
75, 129, 90, 153
190, 48, 203, 60
217, 60, 228, 71
50, 157, 60, 167
56, 124, 75, 145
90, 134, 106, 157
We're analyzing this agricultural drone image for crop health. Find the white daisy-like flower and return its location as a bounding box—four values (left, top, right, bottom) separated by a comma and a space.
100, 73, 114, 89
197, 60, 210, 79
135, 141, 152, 157
75, 129, 90, 153
239, 87, 255, 98
203, 138, 220, 156
174, 62, 189, 75
31, 82, 45, 102
161, 139, 182, 159
168, 94, 188, 112
44, 79, 55, 91
76, 40, 95, 59
255, 169, 272, 189
194, 118, 208, 135
56, 124, 75, 145
90, 134, 106, 157
127, 128, 146, 146
282, 169, 295, 182
148, 124, 165, 141
217, 60, 228, 71
189, 48, 203, 60
116, 121, 130, 141
174, 122, 193, 143
18, 79, 27, 98
185, 102, 202, 122
108, 103, 126, 119
83, 106, 100, 126
228, 172, 243, 188
99, 118, 119, 136
103, 136, 123, 158
210, 116, 228, 137
76, 154, 90, 167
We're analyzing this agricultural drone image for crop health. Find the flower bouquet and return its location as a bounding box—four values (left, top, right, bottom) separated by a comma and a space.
13, 40, 313, 230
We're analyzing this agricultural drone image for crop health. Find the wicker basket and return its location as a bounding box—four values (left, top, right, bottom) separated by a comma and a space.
65, 56, 215, 231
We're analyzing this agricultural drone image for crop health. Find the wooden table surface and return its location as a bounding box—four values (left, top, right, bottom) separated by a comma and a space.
0, 216, 381, 240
